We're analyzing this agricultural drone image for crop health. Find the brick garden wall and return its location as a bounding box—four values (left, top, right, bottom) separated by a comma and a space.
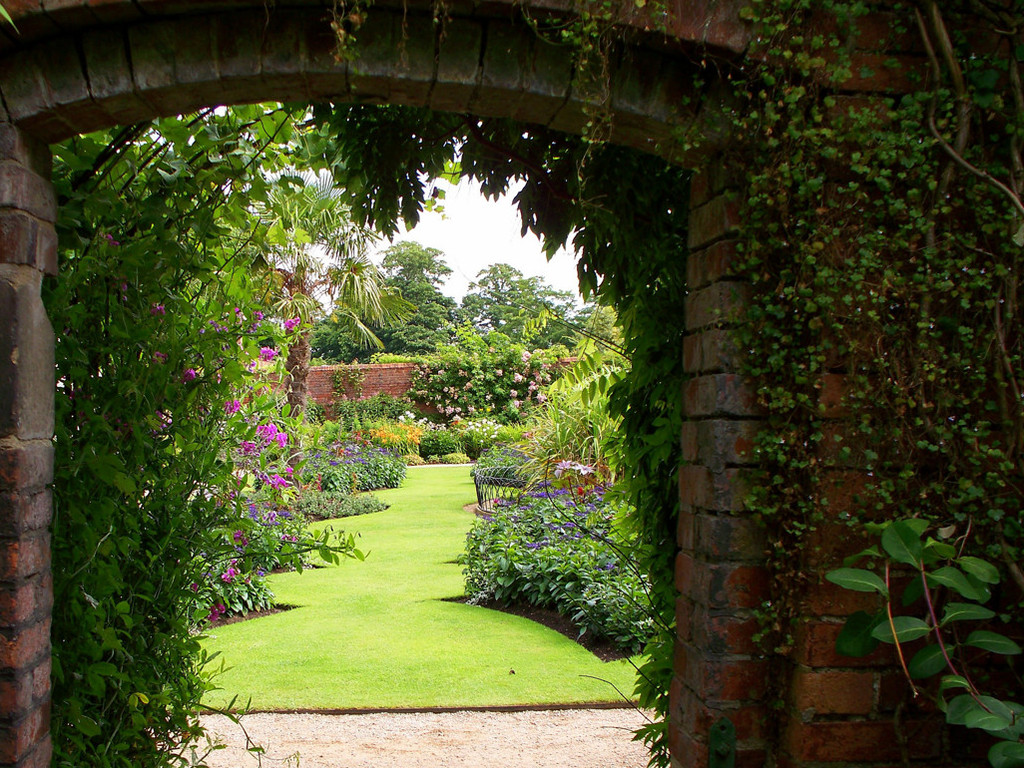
307, 363, 419, 412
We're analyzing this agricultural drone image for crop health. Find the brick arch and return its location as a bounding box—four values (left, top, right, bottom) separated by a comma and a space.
0, 3, 922, 768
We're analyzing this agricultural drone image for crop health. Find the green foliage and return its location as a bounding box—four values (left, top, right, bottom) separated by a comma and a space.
330, 392, 414, 430
301, 443, 407, 491
295, 490, 390, 520
411, 327, 554, 422
418, 428, 465, 458
437, 452, 472, 464
829, 521, 1023, 765
46, 107, 359, 767
461, 263, 582, 348
460, 484, 653, 654
403, 453, 427, 466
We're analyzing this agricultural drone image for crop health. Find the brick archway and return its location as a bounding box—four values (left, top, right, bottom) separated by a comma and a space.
0, 3, 919, 768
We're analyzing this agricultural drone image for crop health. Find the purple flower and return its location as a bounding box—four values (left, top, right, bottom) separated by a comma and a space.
182, 368, 197, 382
208, 603, 226, 622
284, 317, 301, 332
150, 303, 165, 316
153, 351, 168, 364
259, 347, 277, 362
104, 233, 121, 247
224, 399, 241, 415
267, 474, 288, 489
240, 440, 258, 455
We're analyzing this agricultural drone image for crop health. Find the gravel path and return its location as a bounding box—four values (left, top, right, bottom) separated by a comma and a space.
200, 708, 652, 768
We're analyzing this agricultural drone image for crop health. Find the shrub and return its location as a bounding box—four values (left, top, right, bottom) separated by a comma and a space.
295, 490, 389, 520
403, 453, 426, 466
460, 484, 653, 654
440, 452, 472, 464
302, 443, 407, 491
367, 420, 423, 455
305, 400, 326, 424
419, 428, 464, 458
410, 327, 554, 423
332, 393, 415, 429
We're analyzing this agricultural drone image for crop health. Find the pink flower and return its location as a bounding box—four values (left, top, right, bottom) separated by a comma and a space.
284, 317, 301, 332
259, 347, 277, 362
255, 311, 265, 321
521, 350, 532, 363
535, 393, 547, 403
240, 441, 258, 455
150, 303, 165, 316
513, 373, 524, 383
224, 399, 241, 415
104, 233, 121, 247
268, 474, 288, 489
275, 432, 287, 448
153, 351, 168, 363
182, 368, 197, 382
208, 603, 226, 622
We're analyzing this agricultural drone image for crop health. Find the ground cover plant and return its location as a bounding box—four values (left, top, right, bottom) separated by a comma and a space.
462, 469, 652, 655
300, 441, 407, 491
202, 466, 639, 709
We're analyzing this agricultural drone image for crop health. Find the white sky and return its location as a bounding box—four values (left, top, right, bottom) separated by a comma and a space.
370, 178, 583, 303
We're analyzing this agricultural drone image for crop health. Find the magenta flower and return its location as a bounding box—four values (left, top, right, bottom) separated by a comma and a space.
208, 603, 226, 622
182, 368, 197, 382
259, 347, 277, 362
153, 351, 168, 363
150, 303, 165, 316
224, 399, 241, 415
284, 317, 301, 332
255, 310, 265, 321
240, 440, 258, 455
104, 233, 121, 247
268, 474, 288, 489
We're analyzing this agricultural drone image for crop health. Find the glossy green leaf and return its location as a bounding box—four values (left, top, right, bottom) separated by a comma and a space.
881, 520, 925, 566
941, 602, 996, 625
989, 741, 1024, 768
966, 630, 1023, 656
871, 615, 932, 643
928, 566, 987, 601
835, 611, 882, 657
826, 567, 888, 595
959, 556, 1001, 585
908, 645, 948, 678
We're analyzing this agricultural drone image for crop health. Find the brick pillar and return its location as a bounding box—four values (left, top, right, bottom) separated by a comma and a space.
0, 122, 56, 768
671, 160, 769, 768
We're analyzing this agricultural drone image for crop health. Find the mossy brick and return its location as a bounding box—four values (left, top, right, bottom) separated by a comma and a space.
685, 281, 749, 330
680, 466, 752, 512
684, 374, 761, 417
0, 270, 55, 439
0, 572, 52, 628
0, 212, 57, 274
782, 718, 941, 762
683, 329, 745, 373
691, 608, 760, 655
0, 442, 53, 496
0, 533, 49, 581
688, 240, 741, 290
669, 0, 751, 55
473, 21, 528, 116
793, 619, 894, 668
14, 735, 52, 768
4, 0, 61, 40
680, 419, 758, 468
384, 14, 436, 108
0, 164, 55, 223
0, 656, 50, 715
0, 618, 49, 672
0, 702, 49, 764
682, 650, 769, 703
514, 36, 572, 125
130, 19, 220, 114
695, 514, 765, 561
688, 193, 741, 250
0, 492, 50, 538
431, 20, 484, 113
40, 0, 100, 28
83, 0, 144, 23
80, 28, 156, 127
790, 668, 875, 717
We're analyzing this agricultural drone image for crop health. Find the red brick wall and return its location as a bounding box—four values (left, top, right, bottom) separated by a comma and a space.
307, 363, 419, 412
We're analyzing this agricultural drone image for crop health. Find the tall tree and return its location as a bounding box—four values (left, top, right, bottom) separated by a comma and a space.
376, 242, 460, 355
461, 263, 580, 348
257, 174, 412, 413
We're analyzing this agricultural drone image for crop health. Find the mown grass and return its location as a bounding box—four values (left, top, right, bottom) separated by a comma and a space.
202, 465, 640, 710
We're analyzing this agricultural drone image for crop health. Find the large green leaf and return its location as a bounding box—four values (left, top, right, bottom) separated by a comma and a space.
872, 615, 932, 643
989, 742, 1024, 768
826, 567, 888, 595
928, 566, 987, 601
941, 602, 996, 625
908, 644, 948, 679
966, 630, 1023, 656
959, 556, 1001, 585
835, 611, 882, 657
881, 520, 925, 566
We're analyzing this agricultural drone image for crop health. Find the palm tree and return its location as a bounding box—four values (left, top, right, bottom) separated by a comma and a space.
256, 173, 413, 416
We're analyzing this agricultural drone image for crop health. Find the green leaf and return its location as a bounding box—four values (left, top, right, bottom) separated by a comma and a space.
947, 694, 982, 724
940, 675, 972, 692
959, 556, 1001, 585
941, 602, 996, 625
928, 566, 987, 601
835, 611, 882, 657
990, 742, 1024, 768
826, 567, 888, 595
881, 520, 925, 566
872, 615, 932, 643
965, 699, 1013, 733
908, 645, 948, 679
966, 630, 1023, 656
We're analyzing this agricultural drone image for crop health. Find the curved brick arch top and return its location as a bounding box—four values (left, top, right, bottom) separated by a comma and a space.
0, 0, 748, 161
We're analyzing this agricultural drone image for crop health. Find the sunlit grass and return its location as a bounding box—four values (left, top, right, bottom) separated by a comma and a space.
202, 465, 639, 710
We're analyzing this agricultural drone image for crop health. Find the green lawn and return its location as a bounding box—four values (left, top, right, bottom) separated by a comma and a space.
202, 465, 640, 710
